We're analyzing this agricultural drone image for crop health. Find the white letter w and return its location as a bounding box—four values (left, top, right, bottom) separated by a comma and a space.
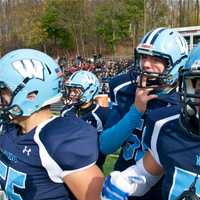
12, 59, 44, 80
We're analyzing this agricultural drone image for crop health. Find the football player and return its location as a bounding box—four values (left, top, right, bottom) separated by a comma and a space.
62, 70, 110, 168
102, 27, 188, 199
62, 70, 157, 169
101, 36, 200, 200
0, 49, 104, 200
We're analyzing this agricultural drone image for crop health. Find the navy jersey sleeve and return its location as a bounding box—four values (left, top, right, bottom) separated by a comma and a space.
108, 71, 137, 115
39, 115, 98, 173
96, 106, 110, 128
60, 105, 76, 117
144, 105, 181, 165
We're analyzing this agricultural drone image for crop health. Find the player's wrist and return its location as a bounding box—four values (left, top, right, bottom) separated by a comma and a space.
101, 173, 130, 200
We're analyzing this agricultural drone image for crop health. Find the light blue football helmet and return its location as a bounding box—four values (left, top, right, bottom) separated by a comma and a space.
0, 49, 63, 119
179, 43, 200, 135
135, 27, 188, 94
64, 70, 100, 105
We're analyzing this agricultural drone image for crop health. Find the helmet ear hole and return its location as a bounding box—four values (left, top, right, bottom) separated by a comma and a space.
27, 91, 38, 101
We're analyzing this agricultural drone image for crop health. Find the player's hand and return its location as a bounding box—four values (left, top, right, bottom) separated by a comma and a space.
101, 171, 145, 200
134, 78, 158, 113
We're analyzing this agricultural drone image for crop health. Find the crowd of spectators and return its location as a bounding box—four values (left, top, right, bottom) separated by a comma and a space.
57, 55, 134, 94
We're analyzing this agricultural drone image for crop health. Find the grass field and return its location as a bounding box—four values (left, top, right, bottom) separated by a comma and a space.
103, 154, 118, 176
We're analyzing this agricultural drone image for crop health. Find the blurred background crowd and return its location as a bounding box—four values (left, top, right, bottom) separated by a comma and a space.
57, 55, 134, 94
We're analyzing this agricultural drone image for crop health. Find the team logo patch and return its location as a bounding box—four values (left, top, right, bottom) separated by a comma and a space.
55, 67, 63, 77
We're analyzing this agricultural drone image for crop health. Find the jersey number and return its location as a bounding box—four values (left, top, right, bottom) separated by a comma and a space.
0, 160, 26, 200
123, 120, 146, 161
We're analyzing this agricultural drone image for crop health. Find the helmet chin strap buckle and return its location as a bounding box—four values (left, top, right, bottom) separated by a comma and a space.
183, 103, 200, 136
186, 104, 196, 117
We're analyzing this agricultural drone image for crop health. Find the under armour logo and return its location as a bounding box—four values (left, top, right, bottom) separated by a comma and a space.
22, 146, 31, 156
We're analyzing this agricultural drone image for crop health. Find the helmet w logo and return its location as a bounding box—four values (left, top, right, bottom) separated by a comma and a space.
12, 59, 44, 80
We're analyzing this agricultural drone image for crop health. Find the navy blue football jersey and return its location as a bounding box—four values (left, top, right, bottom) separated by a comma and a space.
105, 70, 137, 130
0, 115, 98, 200
109, 70, 137, 116
77, 104, 110, 134
143, 106, 200, 199
62, 104, 109, 134
109, 72, 181, 200
109, 71, 180, 171
62, 103, 110, 168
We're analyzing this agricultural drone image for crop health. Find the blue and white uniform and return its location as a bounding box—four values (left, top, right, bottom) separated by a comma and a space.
108, 70, 137, 116
0, 115, 98, 200
144, 106, 200, 199
108, 71, 181, 199
62, 103, 109, 169
62, 103, 109, 134
108, 72, 180, 169
62, 99, 143, 170
101, 27, 189, 200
